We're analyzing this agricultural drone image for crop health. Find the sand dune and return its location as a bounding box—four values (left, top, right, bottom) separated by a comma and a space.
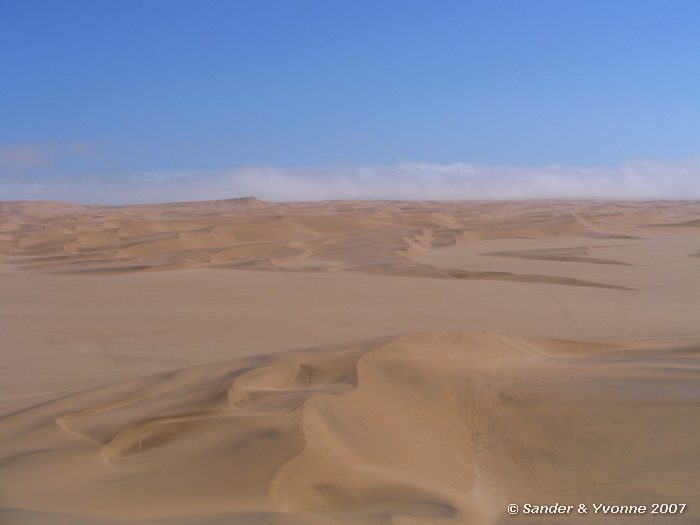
1, 199, 699, 524
1, 333, 698, 524
3, 199, 697, 285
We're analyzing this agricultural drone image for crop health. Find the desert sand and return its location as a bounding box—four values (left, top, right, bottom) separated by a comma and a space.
0, 198, 699, 524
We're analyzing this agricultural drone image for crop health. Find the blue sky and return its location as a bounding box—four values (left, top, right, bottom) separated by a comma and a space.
1, 0, 700, 202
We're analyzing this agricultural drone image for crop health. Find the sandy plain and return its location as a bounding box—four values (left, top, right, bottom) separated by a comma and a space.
0, 198, 698, 524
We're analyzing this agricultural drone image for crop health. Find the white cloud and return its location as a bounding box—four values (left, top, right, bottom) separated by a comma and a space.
1, 158, 700, 204
0, 142, 94, 170
0, 144, 47, 169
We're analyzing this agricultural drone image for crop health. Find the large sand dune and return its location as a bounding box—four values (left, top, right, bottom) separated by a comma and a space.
3, 198, 695, 284
1, 199, 699, 524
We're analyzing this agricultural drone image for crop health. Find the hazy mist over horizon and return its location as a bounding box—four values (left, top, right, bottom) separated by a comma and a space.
2, 152, 700, 204
2, 1, 700, 203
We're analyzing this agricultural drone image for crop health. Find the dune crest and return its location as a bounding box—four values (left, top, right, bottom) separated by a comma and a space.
1, 332, 698, 524
2, 200, 700, 523
3, 199, 698, 289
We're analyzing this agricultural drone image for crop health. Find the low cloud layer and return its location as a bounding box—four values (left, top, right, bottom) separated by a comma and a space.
1, 158, 700, 204
0, 142, 93, 170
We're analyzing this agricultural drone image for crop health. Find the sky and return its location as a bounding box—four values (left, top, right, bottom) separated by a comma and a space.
1, 0, 700, 203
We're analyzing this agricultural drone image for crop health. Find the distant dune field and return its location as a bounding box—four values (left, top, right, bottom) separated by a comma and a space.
1, 199, 699, 524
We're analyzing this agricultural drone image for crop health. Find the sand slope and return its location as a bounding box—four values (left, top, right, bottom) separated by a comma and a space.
3, 198, 698, 287
1, 199, 699, 524
0, 333, 698, 524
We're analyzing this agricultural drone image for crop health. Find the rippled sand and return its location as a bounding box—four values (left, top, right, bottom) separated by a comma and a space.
1, 199, 699, 524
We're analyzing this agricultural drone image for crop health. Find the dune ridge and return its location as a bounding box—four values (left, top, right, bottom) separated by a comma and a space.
2, 199, 700, 524
3, 199, 699, 291
0, 332, 698, 524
